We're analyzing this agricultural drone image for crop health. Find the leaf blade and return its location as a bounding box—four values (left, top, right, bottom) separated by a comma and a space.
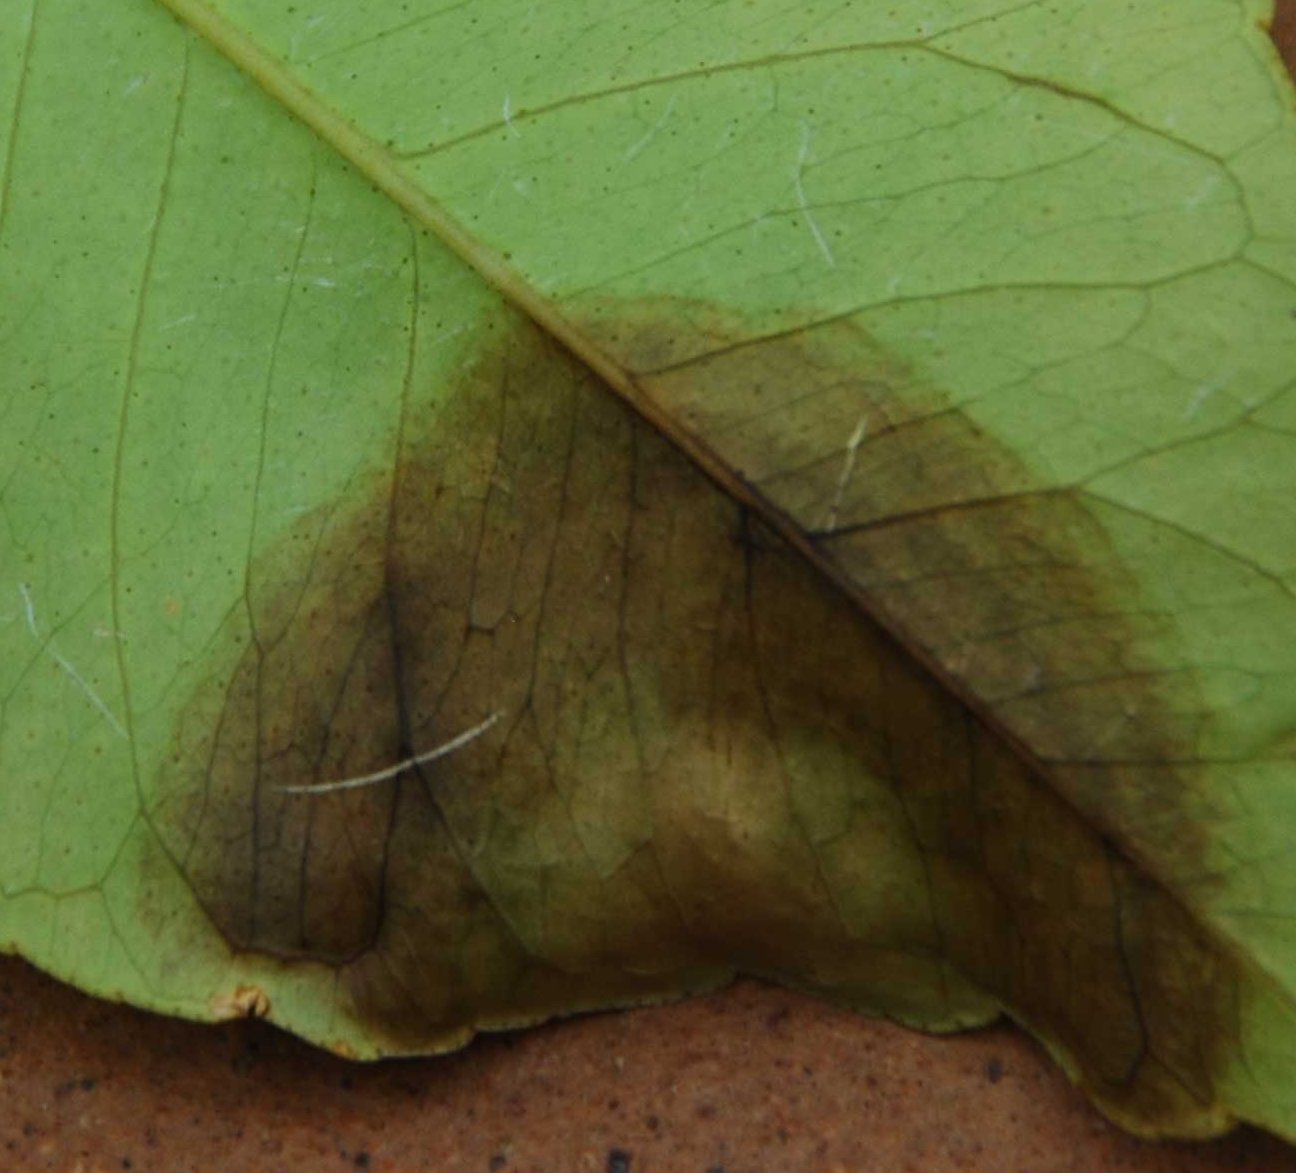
4, 0, 1296, 1141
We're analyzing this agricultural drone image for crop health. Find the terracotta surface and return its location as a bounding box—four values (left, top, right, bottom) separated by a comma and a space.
3, 960, 1295, 1173
4, 9, 1296, 1173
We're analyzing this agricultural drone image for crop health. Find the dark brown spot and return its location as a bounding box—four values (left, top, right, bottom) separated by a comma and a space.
144, 298, 1237, 1132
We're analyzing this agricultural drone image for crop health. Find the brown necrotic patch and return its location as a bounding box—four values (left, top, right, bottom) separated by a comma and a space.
152, 299, 1239, 1132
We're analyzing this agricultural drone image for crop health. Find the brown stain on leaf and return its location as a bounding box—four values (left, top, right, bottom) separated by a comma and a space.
211, 985, 270, 1021
148, 296, 1245, 1135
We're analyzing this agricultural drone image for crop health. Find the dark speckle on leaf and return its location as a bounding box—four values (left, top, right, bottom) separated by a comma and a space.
606, 1148, 632, 1173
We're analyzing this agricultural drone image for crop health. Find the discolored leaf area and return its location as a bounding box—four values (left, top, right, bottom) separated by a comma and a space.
3, 0, 1296, 1144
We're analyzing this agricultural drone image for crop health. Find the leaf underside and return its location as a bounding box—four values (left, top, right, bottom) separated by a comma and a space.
3, 0, 1296, 1142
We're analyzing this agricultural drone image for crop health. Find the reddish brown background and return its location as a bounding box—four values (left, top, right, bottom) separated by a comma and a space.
4, 8, 1296, 1173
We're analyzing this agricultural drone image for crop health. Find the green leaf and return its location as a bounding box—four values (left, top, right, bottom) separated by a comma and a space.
4, 0, 1296, 1142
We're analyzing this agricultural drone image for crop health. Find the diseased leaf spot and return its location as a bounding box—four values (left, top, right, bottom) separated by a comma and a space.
147, 301, 1235, 1125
